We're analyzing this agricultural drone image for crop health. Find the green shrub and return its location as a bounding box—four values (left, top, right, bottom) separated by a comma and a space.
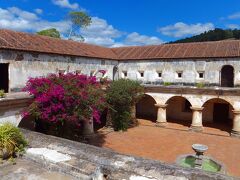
106, 79, 144, 131
196, 82, 205, 88
163, 82, 171, 86
0, 123, 27, 159
0, 90, 5, 98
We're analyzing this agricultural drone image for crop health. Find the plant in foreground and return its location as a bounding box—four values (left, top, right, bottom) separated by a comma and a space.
0, 90, 5, 98
0, 123, 27, 160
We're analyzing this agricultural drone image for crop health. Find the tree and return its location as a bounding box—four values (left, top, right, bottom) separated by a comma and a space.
37, 28, 61, 39
106, 79, 144, 131
170, 28, 240, 44
67, 11, 92, 41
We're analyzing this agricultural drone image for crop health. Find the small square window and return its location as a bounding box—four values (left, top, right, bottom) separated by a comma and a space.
58, 70, 65, 75
158, 72, 162, 78
122, 71, 127, 78
198, 72, 204, 79
139, 72, 144, 77
90, 71, 95, 76
75, 70, 81, 74
177, 72, 182, 78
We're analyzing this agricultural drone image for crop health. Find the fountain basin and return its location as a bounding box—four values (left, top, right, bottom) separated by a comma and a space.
176, 154, 226, 174
192, 144, 208, 154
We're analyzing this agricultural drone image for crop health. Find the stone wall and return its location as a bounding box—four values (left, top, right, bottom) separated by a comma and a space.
0, 50, 118, 92
22, 129, 237, 180
1, 49, 240, 92
118, 58, 240, 86
0, 93, 32, 125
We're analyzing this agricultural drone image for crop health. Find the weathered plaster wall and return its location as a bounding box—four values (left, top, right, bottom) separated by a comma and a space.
0, 50, 118, 92
118, 58, 240, 86
166, 97, 192, 122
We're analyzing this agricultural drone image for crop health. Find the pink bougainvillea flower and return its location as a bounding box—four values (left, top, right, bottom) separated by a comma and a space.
23, 73, 107, 128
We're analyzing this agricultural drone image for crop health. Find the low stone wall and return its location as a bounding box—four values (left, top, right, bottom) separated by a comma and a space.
0, 93, 32, 126
22, 129, 237, 180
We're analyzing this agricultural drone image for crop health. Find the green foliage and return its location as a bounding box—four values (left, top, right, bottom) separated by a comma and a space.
0, 123, 27, 159
37, 28, 61, 39
196, 82, 205, 88
68, 11, 92, 41
0, 90, 5, 98
163, 82, 172, 86
106, 79, 144, 131
170, 28, 240, 43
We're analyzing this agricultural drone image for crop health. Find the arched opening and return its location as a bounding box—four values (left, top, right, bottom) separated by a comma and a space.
166, 96, 192, 128
202, 98, 233, 133
136, 94, 157, 122
221, 65, 234, 87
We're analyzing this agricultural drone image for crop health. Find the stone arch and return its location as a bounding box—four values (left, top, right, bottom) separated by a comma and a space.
221, 65, 234, 87
202, 98, 233, 133
136, 94, 158, 122
166, 96, 193, 126
202, 97, 234, 108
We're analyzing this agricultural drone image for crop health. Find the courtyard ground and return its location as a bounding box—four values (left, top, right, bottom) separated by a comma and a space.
92, 119, 240, 177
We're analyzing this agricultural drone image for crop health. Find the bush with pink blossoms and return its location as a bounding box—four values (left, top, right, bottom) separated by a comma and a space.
22, 73, 106, 135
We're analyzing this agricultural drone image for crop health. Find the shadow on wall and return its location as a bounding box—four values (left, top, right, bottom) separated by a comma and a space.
136, 94, 157, 122
166, 96, 192, 127
202, 98, 233, 133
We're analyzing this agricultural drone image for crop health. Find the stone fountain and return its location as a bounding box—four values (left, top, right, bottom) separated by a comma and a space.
192, 144, 208, 169
176, 144, 226, 174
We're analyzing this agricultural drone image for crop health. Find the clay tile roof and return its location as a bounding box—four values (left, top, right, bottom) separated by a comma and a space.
0, 29, 117, 59
1, 29, 240, 60
112, 40, 240, 60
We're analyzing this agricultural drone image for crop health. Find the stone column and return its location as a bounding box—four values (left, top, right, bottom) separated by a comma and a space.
190, 107, 204, 132
82, 118, 94, 136
155, 104, 168, 127
231, 110, 240, 138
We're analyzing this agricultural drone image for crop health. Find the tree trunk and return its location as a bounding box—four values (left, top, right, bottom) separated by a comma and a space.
129, 105, 138, 127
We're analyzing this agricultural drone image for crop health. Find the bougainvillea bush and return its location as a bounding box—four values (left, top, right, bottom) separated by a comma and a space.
22, 73, 106, 135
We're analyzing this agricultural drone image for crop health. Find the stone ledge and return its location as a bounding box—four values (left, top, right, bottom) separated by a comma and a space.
21, 129, 237, 180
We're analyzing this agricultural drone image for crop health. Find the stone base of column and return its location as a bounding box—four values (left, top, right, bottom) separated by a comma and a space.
189, 125, 203, 132
231, 130, 240, 138
82, 120, 95, 137
156, 122, 167, 127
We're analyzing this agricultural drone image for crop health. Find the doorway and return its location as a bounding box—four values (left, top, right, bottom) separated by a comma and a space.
221, 65, 234, 87
0, 63, 9, 92
213, 103, 229, 123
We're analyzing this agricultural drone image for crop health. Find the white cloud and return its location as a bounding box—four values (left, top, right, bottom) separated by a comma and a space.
0, 7, 70, 32
7, 7, 38, 21
0, 7, 164, 47
124, 32, 163, 46
52, 0, 79, 10
226, 24, 240, 29
228, 12, 240, 20
34, 9, 43, 15
80, 17, 123, 46
158, 22, 215, 38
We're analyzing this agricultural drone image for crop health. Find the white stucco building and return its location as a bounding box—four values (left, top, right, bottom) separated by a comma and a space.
1, 29, 240, 137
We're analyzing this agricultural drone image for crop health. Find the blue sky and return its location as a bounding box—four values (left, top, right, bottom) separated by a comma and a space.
0, 0, 240, 47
